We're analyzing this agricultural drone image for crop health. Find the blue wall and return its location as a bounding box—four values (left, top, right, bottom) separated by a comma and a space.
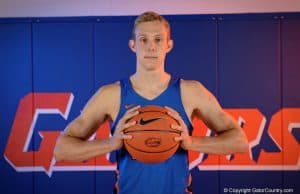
0, 13, 299, 194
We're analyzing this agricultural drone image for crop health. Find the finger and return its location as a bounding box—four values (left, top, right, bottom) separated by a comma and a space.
164, 106, 178, 114
168, 111, 181, 120
116, 120, 136, 134
119, 105, 140, 123
171, 124, 189, 138
123, 120, 136, 130
121, 134, 132, 139
174, 136, 183, 142
167, 110, 185, 125
165, 109, 188, 129
125, 105, 141, 114
171, 124, 182, 131
118, 131, 132, 139
164, 106, 180, 118
122, 110, 139, 123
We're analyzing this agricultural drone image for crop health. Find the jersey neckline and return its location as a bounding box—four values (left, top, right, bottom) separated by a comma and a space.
127, 75, 177, 101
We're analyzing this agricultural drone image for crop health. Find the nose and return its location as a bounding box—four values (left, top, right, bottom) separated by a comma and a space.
148, 40, 156, 51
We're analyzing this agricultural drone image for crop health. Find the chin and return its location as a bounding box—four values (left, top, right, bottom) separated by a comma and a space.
142, 63, 161, 71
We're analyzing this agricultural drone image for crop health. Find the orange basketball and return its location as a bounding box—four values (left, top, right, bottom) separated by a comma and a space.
124, 105, 181, 163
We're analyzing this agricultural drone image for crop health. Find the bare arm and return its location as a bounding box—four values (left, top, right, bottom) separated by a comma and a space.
54, 83, 135, 162
54, 116, 115, 162
172, 80, 248, 155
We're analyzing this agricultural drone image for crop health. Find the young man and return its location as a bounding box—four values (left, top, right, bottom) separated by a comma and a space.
54, 11, 248, 194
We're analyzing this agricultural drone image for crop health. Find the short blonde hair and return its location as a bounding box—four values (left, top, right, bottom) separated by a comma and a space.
131, 11, 171, 40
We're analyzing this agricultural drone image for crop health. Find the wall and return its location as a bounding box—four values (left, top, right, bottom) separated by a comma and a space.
0, 0, 300, 17
0, 13, 299, 194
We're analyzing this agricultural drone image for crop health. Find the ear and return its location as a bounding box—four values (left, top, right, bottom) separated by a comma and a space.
166, 39, 174, 53
129, 39, 136, 53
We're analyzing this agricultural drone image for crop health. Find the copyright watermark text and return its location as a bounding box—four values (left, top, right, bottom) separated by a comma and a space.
223, 187, 294, 194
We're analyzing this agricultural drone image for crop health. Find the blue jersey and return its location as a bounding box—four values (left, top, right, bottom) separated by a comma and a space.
111, 76, 193, 194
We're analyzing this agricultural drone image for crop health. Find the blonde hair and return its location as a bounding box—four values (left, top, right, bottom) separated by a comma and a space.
131, 11, 171, 40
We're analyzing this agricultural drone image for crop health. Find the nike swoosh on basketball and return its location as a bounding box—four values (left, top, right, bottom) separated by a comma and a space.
139, 118, 163, 125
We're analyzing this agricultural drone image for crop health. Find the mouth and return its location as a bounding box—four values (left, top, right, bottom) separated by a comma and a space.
144, 56, 158, 59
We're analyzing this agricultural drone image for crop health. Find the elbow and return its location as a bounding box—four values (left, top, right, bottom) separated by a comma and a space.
222, 127, 249, 154
238, 140, 249, 153
53, 139, 65, 162
224, 138, 248, 155
224, 128, 249, 154
53, 148, 63, 162
236, 133, 249, 153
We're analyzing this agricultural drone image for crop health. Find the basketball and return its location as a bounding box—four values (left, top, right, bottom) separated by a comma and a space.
123, 105, 181, 163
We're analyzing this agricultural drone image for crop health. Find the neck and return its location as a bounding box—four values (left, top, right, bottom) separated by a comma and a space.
130, 70, 170, 89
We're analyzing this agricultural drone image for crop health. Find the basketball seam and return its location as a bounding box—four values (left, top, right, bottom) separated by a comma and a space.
140, 110, 166, 114
124, 129, 181, 134
125, 142, 179, 154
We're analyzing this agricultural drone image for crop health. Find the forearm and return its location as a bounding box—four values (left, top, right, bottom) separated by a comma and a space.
186, 129, 248, 155
54, 136, 116, 162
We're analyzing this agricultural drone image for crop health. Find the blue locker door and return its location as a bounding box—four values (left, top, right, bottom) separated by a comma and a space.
282, 18, 300, 193
167, 19, 218, 194
94, 19, 135, 87
218, 17, 282, 193
94, 19, 135, 194
167, 19, 217, 91
32, 22, 95, 194
0, 23, 34, 194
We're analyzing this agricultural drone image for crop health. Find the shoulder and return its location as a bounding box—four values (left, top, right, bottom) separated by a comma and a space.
76, 81, 122, 124
82, 81, 121, 116
94, 81, 120, 100
180, 79, 217, 110
180, 79, 201, 88
180, 79, 209, 97
98, 81, 120, 92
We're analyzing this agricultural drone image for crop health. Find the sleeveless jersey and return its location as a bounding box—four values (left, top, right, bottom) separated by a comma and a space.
111, 76, 193, 194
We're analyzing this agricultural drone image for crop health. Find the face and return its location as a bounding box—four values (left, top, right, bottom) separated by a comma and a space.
129, 21, 173, 71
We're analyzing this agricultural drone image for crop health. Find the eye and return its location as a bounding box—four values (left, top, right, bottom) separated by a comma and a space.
155, 37, 161, 43
139, 37, 147, 43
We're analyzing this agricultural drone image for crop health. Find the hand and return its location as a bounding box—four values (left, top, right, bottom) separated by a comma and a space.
110, 105, 140, 150
165, 106, 193, 150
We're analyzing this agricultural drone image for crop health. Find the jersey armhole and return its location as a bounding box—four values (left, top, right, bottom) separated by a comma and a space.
178, 78, 193, 129
110, 79, 126, 130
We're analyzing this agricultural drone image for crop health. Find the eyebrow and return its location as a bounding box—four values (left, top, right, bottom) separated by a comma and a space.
137, 34, 145, 38
137, 32, 163, 36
